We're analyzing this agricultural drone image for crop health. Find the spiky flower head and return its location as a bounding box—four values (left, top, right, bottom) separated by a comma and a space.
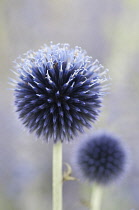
12, 43, 108, 142
75, 132, 127, 184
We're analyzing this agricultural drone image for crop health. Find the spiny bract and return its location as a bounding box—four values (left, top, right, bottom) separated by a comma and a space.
76, 133, 127, 184
12, 43, 108, 142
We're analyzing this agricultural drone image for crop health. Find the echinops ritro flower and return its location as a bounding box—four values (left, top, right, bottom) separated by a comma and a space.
12, 43, 108, 142
75, 132, 127, 184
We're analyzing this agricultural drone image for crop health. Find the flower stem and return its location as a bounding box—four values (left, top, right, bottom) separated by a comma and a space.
53, 141, 62, 210
90, 183, 103, 210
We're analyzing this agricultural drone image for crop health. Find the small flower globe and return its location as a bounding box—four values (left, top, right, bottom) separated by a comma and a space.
75, 132, 127, 184
12, 43, 108, 142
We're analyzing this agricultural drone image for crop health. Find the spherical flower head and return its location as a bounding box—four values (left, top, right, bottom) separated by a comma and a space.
12, 43, 109, 142
75, 132, 128, 185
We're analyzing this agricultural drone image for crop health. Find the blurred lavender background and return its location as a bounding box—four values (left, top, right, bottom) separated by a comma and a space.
0, 0, 139, 209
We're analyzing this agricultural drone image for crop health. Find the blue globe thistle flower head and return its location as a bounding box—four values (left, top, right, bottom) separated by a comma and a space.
75, 132, 128, 185
12, 43, 109, 143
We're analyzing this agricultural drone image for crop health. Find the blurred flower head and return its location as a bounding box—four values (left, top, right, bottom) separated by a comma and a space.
12, 43, 109, 142
75, 132, 128, 184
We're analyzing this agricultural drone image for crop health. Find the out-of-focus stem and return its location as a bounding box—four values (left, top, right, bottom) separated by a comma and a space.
90, 183, 103, 210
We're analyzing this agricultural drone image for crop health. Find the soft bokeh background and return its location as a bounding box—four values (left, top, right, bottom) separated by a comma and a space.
0, 0, 139, 209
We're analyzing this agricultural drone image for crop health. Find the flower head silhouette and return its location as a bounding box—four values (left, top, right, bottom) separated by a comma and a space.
75, 132, 127, 184
13, 43, 108, 142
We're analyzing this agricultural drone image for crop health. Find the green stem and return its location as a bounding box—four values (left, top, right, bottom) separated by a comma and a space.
53, 141, 63, 210
90, 183, 103, 210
